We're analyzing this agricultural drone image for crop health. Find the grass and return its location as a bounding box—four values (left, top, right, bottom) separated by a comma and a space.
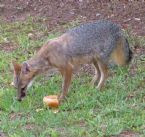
0, 17, 145, 137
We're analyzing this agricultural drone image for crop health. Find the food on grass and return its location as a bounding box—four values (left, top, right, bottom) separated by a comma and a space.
43, 95, 59, 108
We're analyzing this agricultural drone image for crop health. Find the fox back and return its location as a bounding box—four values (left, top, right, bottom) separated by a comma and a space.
63, 20, 132, 65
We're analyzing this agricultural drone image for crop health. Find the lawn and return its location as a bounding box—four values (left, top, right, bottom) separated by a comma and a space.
0, 18, 145, 137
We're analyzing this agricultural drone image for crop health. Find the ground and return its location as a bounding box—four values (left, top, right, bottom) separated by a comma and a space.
1, 0, 145, 36
0, 1, 145, 137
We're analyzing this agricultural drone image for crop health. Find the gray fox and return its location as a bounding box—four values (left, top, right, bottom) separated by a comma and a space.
12, 20, 132, 102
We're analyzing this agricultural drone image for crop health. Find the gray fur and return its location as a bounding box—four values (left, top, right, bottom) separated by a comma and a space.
14, 20, 133, 101
64, 20, 126, 63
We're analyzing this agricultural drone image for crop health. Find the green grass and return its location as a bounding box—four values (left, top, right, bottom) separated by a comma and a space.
0, 18, 145, 137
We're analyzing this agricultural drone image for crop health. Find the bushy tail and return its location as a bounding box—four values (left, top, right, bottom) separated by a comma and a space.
125, 38, 133, 64
111, 37, 133, 66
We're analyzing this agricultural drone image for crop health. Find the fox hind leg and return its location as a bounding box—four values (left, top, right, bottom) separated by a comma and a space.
97, 60, 108, 90
90, 61, 101, 87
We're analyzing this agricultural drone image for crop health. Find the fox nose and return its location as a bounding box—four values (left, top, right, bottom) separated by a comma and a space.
17, 90, 26, 101
17, 98, 22, 102
21, 91, 26, 98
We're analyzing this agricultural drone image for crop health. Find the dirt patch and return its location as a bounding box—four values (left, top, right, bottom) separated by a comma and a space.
0, 42, 18, 52
9, 112, 23, 120
24, 123, 35, 130
0, 0, 145, 36
134, 46, 145, 56
0, 131, 7, 137
9, 112, 30, 121
112, 130, 140, 137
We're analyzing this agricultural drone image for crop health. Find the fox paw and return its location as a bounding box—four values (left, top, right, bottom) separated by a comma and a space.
58, 95, 66, 103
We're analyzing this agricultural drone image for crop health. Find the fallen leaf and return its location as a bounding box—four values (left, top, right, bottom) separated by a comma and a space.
52, 108, 59, 113
36, 108, 44, 112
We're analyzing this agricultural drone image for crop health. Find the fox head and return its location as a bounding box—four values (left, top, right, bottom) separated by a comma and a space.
12, 61, 37, 101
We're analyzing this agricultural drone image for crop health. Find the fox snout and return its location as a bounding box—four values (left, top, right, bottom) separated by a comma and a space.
17, 87, 27, 101
17, 80, 34, 101
11, 81, 27, 101
12, 61, 36, 101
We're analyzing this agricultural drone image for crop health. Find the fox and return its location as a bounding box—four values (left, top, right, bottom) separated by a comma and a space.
12, 20, 132, 102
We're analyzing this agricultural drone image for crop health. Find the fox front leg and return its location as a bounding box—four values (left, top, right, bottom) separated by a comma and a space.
59, 63, 73, 102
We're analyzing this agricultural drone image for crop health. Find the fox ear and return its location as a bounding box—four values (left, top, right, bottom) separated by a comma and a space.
22, 62, 30, 74
12, 61, 22, 74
